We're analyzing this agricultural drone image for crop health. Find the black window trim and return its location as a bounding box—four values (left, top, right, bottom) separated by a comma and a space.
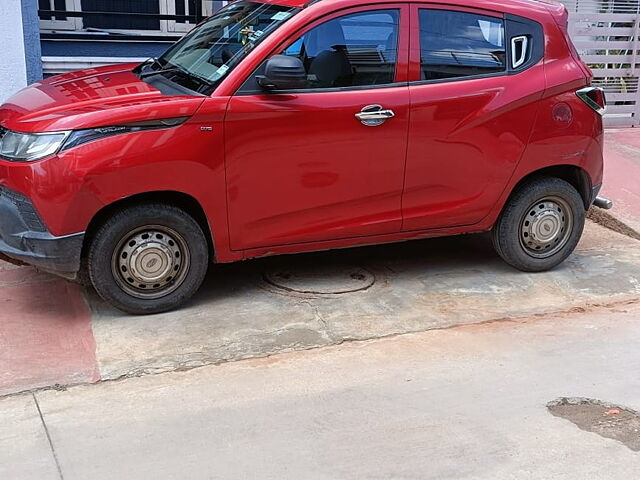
234, 4, 406, 96
408, 69, 506, 87
239, 81, 409, 95
504, 13, 545, 74
408, 9, 544, 87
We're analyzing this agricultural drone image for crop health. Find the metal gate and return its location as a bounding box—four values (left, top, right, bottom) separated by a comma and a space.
562, 0, 640, 127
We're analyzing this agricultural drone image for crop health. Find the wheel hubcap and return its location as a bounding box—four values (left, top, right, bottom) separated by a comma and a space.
112, 226, 190, 299
520, 197, 573, 259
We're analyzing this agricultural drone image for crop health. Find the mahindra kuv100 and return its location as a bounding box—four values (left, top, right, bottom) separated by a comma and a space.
0, 0, 608, 314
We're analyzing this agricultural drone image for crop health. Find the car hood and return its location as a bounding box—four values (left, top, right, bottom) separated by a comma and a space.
0, 63, 206, 133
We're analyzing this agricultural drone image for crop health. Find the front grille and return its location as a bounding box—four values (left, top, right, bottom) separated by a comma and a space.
0, 185, 47, 232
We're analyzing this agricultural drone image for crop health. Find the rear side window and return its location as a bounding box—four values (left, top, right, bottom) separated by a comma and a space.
279, 9, 400, 89
419, 9, 506, 81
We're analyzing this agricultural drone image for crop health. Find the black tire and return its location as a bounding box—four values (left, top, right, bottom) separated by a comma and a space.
88, 203, 209, 314
492, 176, 586, 272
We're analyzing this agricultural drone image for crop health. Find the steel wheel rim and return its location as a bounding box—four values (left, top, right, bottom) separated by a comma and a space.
111, 225, 191, 300
519, 196, 573, 259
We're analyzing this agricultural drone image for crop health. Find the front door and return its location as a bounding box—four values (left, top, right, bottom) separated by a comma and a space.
224, 6, 409, 251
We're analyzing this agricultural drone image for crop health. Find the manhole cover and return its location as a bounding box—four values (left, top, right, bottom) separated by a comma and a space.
263, 265, 375, 295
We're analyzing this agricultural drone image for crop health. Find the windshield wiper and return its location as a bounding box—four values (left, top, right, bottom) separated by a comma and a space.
143, 57, 162, 69
139, 65, 186, 80
139, 63, 214, 93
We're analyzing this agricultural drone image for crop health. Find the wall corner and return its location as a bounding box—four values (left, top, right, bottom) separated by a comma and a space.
21, 0, 43, 84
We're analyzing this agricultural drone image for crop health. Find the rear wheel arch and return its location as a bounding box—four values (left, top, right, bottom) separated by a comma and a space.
508, 165, 592, 210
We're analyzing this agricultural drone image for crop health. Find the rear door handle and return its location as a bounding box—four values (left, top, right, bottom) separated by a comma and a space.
355, 104, 395, 126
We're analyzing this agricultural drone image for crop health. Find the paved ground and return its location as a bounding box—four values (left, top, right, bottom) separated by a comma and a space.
601, 129, 640, 234
0, 262, 97, 396
3, 301, 640, 480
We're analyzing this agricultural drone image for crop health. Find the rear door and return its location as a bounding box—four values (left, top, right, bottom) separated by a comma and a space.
225, 5, 410, 250
402, 5, 545, 231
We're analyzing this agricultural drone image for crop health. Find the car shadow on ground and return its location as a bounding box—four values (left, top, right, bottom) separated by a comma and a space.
87, 226, 622, 316
191, 231, 508, 304
82, 231, 497, 309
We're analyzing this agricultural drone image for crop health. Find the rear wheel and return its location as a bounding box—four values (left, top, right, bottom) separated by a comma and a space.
88, 204, 209, 314
492, 177, 586, 272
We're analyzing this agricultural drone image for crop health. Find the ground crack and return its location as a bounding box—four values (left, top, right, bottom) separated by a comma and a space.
33, 393, 65, 479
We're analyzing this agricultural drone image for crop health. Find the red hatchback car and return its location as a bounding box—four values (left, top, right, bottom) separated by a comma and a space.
0, 0, 607, 314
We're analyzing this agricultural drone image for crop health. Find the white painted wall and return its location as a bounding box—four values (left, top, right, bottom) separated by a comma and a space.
0, 0, 28, 103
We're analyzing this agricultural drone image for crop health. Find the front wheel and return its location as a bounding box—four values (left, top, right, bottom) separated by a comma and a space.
88, 204, 209, 314
492, 177, 586, 272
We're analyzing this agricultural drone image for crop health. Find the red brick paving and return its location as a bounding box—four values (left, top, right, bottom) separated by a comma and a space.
0, 264, 99, 396
602, 129, 640, 232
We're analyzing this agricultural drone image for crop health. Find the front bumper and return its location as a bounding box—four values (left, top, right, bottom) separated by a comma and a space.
0, 186, 84, 278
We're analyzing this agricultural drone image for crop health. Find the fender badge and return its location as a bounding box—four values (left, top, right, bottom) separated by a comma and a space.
200, 126, 213, 131
96, 126, 127, 134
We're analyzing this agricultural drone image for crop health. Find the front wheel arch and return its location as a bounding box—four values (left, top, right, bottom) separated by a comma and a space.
81, 190, 215, 263
76, 191, 214, 287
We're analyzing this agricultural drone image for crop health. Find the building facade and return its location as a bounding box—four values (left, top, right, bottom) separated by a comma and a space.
39, 0, 223, 75
0, 0, 42, 102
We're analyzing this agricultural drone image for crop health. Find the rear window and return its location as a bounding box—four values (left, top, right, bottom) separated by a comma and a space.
419, 9, 507, 81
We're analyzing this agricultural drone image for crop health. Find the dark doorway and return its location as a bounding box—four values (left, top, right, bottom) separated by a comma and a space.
81, 0, 161, 30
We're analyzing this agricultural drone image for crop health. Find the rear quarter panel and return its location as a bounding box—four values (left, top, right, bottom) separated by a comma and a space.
481, 6, 603, 227
509, 9, 602, 193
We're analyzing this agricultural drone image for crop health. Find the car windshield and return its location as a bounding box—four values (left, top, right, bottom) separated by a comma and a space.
148, 1, 299, 94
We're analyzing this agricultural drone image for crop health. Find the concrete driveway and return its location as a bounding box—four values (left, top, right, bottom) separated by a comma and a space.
3, 299, 640, 480
2, 219, 639, 396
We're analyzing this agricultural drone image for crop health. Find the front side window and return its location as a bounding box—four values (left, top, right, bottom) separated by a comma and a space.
419, 9, 506, 81
278, 9, 400, 90
147, 1, 299, 93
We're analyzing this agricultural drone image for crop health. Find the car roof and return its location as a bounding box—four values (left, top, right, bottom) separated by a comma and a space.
254, 0, 309, 7
255, 0, 562, 15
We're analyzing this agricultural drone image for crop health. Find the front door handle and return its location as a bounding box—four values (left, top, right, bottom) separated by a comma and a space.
355, 104, 395, 126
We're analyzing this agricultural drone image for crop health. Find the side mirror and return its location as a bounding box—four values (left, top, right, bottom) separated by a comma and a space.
257, 55, 306, 91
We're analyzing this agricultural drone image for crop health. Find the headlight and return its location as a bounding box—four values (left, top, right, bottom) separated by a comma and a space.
0, 129, 70, 162
0, 117, 189, 162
